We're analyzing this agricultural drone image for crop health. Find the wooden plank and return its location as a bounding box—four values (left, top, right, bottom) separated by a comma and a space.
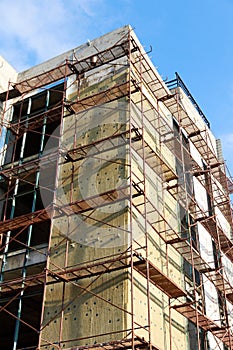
173, 302, 233, 348
134, 259, 186, 299
173, 303, 222, 331
66, 336, 160, 350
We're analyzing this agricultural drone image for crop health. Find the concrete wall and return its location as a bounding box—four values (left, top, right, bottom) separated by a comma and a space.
41, 65, 130, 347
0, 56, 17, 93
40, 42, 188, 349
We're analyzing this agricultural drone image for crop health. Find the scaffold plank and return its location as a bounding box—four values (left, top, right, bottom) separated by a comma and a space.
0, 207, 52, 233
134, 258, 186, 298
173, 302, 233, 348
66, 129, 130, 163
47, 252, 132, 283
9, 104, 63, 135
65, 336, 160, 350
14, 64, 67, 94
173, 303, 222, 331
66, 81, 129, 113
0, 271, 46, 293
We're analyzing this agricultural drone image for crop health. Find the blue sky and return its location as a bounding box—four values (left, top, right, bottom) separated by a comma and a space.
0, 0, 233, 174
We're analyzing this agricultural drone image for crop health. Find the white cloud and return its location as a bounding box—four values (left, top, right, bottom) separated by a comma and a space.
0, 1, 65, 59
0, 0, 106, 70
0, 0, 132, 71
76, 0, 103, 16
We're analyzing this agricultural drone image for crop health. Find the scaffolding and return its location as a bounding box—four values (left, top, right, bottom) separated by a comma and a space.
0, 26, 233, 350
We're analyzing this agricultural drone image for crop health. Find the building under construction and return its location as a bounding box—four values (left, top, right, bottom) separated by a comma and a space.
0, 25, 233, 350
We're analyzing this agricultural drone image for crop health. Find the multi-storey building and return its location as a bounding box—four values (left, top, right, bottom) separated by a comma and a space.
0, 25, 233, 350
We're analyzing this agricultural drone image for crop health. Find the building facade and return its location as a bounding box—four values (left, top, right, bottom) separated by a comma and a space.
0, 25, 233, 350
